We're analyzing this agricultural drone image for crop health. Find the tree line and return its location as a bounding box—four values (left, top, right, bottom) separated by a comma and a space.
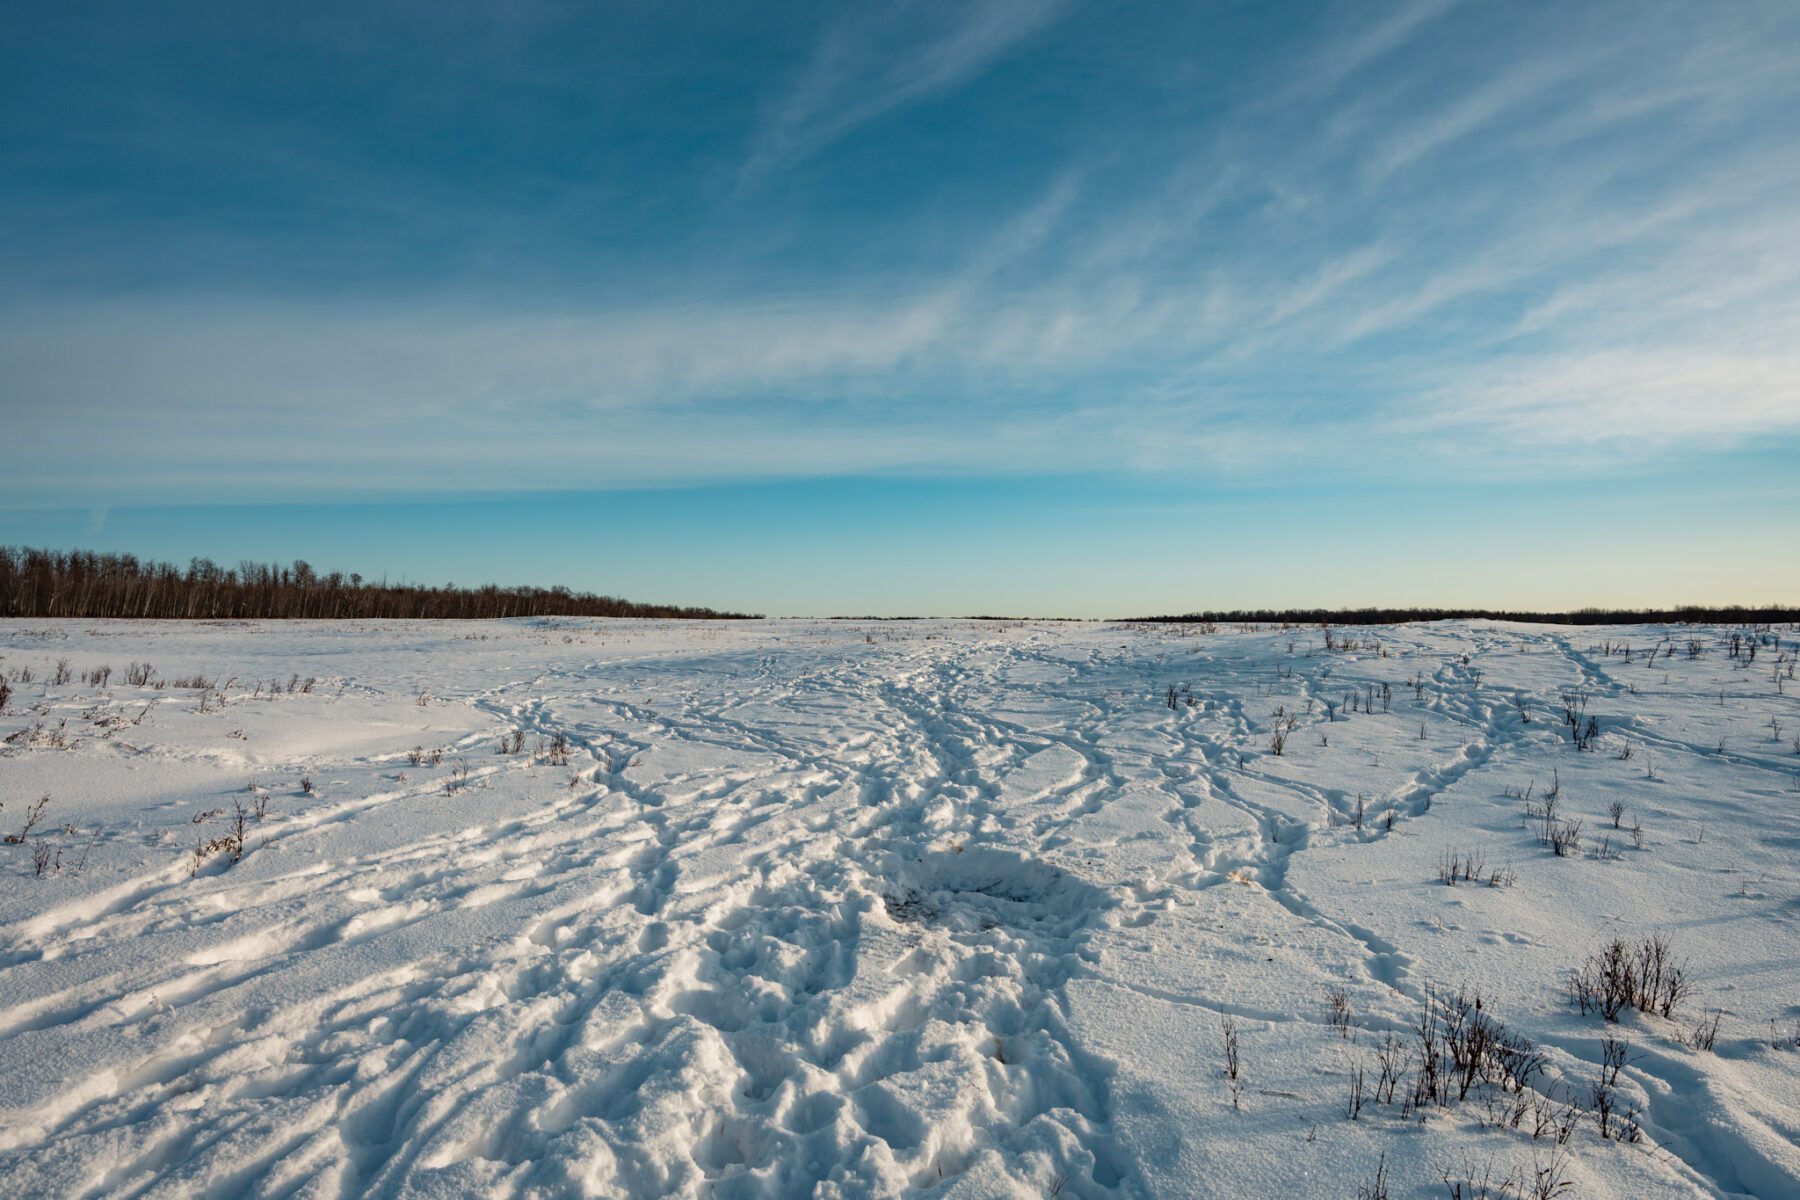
1123, 605, 1800, 626
0, 547, 755, 621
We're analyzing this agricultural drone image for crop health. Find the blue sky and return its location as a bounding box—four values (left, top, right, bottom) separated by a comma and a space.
3, 1, 1797, 616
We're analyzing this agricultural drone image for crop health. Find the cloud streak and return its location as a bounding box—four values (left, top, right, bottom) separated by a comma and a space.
741, 0, 1066, 183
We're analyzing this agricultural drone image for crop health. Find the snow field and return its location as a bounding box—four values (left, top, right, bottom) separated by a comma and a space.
0, 618, 1796, 1198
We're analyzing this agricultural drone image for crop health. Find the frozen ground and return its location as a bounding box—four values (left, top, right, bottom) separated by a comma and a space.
0, 618, 1796, 1199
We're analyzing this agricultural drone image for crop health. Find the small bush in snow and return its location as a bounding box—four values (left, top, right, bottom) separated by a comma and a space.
1344, 1058, 1366, 1120
1440, 1155, 1525, 1200
546, 731, 572, 766
189, 801, 252, 876
1219, 1015, 1241, 1110
5, 795, 50, 844
1325, 987, 1352, 1037
1567, 933, 1690, 1021
1404, 986, 1541, 1116
1268, 707, 1297, 755
1373, 1031, 1406, 1103
1686, 1012, 1721, 1052
1528, 1149, 1576, 1199
1588, 1036, 1640, 1142
1547, 818, 1582, 857
1440, 849, 1510, 886
1355, 1152, 1389, 1200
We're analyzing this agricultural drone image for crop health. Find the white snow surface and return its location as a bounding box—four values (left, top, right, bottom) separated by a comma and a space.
0, 618, 1797, 1199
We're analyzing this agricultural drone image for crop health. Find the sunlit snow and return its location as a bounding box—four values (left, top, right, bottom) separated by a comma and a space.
1, 619, 1796, 1198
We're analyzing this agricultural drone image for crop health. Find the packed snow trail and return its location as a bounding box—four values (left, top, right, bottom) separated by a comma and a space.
1, 619, 1797, 1198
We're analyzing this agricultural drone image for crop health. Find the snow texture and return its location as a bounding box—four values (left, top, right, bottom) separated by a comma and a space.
0, 618, 1797, 1198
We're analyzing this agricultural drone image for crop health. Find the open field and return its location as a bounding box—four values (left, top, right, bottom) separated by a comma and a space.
0, 618, 1796, 1198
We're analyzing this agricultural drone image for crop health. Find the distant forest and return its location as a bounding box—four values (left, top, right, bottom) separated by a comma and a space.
0, 547, 755, 621
1125, 606, 1800, 626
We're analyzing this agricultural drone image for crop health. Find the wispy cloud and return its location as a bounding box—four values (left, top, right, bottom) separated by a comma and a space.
1264, 0, 1461, 107
741, 0, 1066, 183
1409, 344, 1800, 454
1360, 49, 1595, 182
6, 1, 1800, 505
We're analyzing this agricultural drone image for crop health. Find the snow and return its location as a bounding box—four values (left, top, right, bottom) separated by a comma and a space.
0, 617, 1797, 1198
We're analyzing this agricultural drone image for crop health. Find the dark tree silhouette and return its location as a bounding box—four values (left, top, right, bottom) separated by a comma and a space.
1124, 605, 1799, 626
0, 547, 754, 621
